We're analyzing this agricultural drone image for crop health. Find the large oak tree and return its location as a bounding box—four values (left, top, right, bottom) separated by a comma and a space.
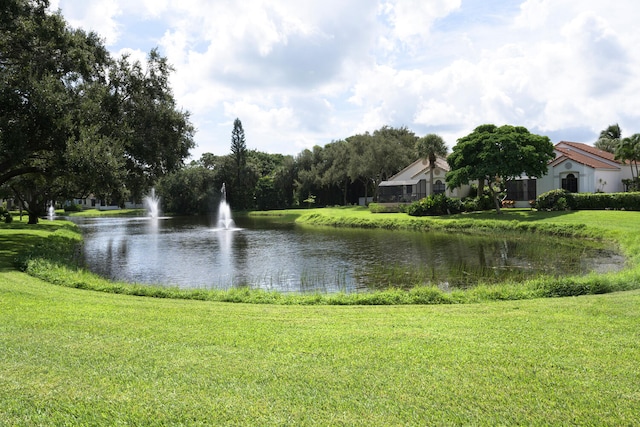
1, 0, 194, 223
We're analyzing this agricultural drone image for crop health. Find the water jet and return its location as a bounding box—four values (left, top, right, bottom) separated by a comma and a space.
144, 188, 161, 218
217, 183, 235, 230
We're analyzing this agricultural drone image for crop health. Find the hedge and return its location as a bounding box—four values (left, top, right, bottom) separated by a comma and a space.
536, 189, 640, 211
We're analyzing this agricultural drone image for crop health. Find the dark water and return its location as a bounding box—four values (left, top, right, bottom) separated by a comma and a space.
72, 216, 624, 293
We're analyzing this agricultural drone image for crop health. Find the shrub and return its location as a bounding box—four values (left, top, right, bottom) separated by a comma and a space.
461, 195, 494, 212
535, 189, 576, 211
572, 192, 640, 210
407, 194, 462, 216
64, 203, 83, 212
0, 206, 12, 223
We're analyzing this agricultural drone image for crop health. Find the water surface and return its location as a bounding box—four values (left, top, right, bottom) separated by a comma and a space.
73, 216, 624, 293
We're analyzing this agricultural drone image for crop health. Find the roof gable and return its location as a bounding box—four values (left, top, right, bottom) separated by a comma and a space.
387, 156, 449, 182
553, 141, 620, 170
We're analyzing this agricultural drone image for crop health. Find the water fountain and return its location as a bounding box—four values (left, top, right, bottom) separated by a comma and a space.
144, 188, 161, 218
47, 203, 55, 220
217, 183, 235, 230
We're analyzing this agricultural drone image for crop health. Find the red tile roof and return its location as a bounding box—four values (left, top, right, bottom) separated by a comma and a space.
557, 141, 617, 162
552, 141, 621, 170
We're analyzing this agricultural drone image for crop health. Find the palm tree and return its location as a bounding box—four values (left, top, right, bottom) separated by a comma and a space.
595, 123, 622, 153
615, 133, 640, 188
416, 134, 448, 196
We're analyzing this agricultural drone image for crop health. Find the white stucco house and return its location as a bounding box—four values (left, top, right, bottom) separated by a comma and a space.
379, 141, 635, 207
507, 141, 634, 207
378, 156, 470, 203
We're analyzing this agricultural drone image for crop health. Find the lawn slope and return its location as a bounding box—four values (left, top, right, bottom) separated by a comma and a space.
1, 271, 639, 425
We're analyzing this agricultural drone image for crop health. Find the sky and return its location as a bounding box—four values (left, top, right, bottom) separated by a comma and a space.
49, 0, 640, 160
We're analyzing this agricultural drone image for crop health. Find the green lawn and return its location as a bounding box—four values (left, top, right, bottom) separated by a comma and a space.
1, 211, 640, 425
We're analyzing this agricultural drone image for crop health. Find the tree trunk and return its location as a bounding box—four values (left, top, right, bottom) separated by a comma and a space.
429, 167, 434, 196
343, 180, 348, 206
477, 178, 485, 198
28, 211, 39, 224
487, 183, 502, 214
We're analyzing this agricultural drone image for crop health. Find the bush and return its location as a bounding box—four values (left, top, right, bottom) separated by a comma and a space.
461, 195, 494, 212
536, 190, 640, 211
0, 206, 12, 223
535, 189, 576, 211
64, 203, 83, 212
573, 192, 640, 210
407, 194, 462, 216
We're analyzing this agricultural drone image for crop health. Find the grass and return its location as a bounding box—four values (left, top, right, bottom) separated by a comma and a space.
1, 271, 639, 425
65, 208, 146, 217
1, 210, 640, 424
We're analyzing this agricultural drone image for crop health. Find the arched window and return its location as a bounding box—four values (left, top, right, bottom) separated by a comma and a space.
562, 173, 578, 193
434, 180, 446, 194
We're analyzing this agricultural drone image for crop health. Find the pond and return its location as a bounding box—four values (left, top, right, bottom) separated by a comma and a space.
72, 215, 624, 293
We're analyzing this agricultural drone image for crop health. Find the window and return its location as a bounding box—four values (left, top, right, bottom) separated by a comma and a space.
562, 173, 578, 193
506, 179, 537, 201
434, 180, 445, 194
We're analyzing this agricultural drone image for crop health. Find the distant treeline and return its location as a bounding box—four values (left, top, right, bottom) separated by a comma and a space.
157, 125, 422, 214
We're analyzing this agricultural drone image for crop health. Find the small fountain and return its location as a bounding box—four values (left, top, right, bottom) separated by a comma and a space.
144, 188, 161, 218
217, 183, 235, 230
47, 203, 55, 220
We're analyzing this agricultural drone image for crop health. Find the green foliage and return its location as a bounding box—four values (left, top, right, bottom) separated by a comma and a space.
446, 124, 555, 213
535, 189, 576, 210
156, 166, 218, 215
595, 123, 622, 153
0, 5, 194, 222
303, 194, 316, 208
461, 195, 494, 212
345, 126, 418, 203
0, 206, 12, 223
615, 133, 640, 183
63, 203, 83, 212
407, 194, 462, 216
572, 192, 640, 210
535, 190, 640, 211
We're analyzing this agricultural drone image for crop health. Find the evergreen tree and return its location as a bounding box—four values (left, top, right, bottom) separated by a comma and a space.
229, 118, 248, 208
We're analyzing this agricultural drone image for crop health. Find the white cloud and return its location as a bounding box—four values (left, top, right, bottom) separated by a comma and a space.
382, 0, 461, 40
514, 0, 550, 29
51, 0, 640, 157
52, 0, 122, 45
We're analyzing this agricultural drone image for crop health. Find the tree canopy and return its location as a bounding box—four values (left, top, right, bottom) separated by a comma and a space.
0, 0, 194, 222
446, 124, 555, 213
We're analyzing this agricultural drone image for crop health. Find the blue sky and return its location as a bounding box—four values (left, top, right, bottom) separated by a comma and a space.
50, 0, 640, 160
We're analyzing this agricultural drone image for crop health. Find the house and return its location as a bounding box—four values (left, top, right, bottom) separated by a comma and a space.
378, 156, 470, 204
508, 141, 634, 207
71, 195, 144, 210
379, 141, 634, 207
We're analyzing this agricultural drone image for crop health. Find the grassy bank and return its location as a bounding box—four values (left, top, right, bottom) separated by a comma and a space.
1, 214, 640, 424
66, 208, 146, 217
